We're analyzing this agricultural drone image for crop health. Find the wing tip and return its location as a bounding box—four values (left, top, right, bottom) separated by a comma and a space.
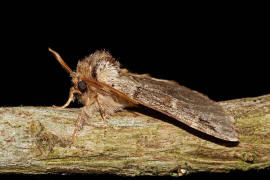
226, 136, 239, 142
218, 129, 239, 142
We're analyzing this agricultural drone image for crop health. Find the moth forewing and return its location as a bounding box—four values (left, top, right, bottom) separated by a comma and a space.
112, 73, 239, 142
49, 48, 238, 144
81, 78, 140, 105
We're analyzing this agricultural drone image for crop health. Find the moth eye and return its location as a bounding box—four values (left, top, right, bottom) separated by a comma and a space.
78, 81, 87, 93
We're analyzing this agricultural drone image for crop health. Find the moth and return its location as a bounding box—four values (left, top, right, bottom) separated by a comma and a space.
49, 48, 238, 144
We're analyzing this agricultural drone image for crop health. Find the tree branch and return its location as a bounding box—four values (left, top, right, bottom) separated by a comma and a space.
0, 94, 270, 176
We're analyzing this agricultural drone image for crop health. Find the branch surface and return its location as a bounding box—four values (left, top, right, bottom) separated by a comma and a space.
0, 94, 270, 176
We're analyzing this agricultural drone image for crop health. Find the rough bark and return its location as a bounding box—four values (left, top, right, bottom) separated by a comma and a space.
0, 94, 269, 176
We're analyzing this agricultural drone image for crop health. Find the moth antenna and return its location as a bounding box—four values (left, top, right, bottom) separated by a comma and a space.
48, 48, 74, 74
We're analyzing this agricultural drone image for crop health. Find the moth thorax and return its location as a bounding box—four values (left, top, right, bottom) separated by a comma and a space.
93, 59, 120, 81
75, 51, 120, 85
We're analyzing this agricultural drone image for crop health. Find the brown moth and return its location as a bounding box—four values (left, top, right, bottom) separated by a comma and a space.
49, 48, 238, 143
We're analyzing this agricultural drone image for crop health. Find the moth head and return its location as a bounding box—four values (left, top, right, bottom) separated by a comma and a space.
49, 48, 120, 95
77, 80, 87, 93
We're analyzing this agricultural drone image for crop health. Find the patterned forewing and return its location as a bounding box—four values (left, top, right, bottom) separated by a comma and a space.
113, 74, 238, 142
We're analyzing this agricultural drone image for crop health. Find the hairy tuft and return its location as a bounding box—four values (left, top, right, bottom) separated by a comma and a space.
73, 50, 120, 86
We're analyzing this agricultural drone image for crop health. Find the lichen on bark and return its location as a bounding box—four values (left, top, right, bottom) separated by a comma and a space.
0, 94, 270, 176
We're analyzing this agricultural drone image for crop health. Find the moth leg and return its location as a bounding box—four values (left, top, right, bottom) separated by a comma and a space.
53, 87, 81, 109
69, 107, 87, 146
83, 103, 101, 127
96, 97, 109, 136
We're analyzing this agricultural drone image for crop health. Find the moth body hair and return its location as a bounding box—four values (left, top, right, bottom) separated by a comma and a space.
72, 50, 135, 121
49, 48, 239, 143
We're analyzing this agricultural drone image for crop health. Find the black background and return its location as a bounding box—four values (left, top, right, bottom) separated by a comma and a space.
0, 2, 269, 179
1, 19, 269, 107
